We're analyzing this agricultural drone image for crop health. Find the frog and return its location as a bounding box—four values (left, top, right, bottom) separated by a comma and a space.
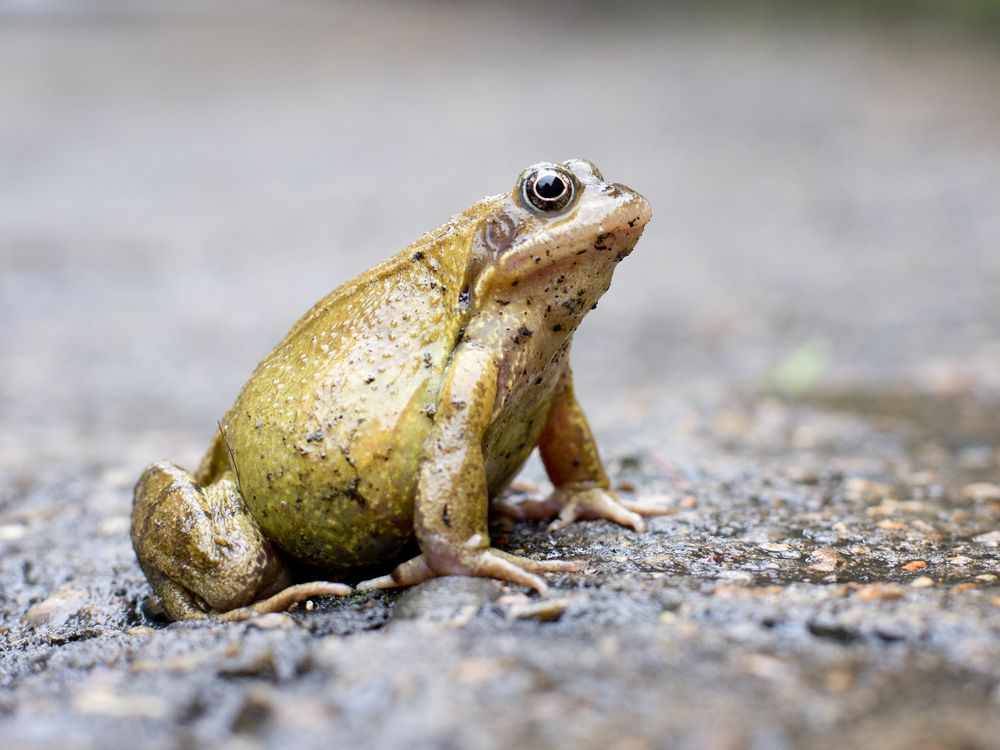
131, 158, 664, 621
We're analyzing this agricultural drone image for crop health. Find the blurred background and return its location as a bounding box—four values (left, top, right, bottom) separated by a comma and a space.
2, 5, 1000, 748
1, 0, 998, 459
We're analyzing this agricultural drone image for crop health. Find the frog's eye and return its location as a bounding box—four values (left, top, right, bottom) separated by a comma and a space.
521, 166, 576, 213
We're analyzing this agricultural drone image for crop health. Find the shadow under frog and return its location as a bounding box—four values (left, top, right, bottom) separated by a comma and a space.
131, 159, 666, 621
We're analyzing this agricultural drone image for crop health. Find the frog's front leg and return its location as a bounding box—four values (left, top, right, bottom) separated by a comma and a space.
494, 366, 671, 532
357, 343, 580, 594
131, 458, 350, 621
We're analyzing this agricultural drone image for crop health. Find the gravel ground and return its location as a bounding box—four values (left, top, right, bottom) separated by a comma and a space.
1, 3, 999, 749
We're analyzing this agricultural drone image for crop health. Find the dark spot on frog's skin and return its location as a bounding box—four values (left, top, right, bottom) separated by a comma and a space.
534, 256, 541, 264
575, 248, 588, 256
423, 352, 433, 368
511, 279, 519, 287
346, 479, 367, 508
595, 232, 612, 250
266, 472, 274, 484
421, 403, 437, 419
442, 505, 452, 527
459, 286, 471, 309
572, 459, 581, 468
535, 377, 543, 385
305, 430, 324, 442
364, 375, 376, 384
518, 326, 532, 338
591, 303, 598, 310
496, 299, 511, 306
627, 215, 640, 228
552, 324, 563, 332
412, 251, 424, 261
451, 400, 467, 411
615, 250, 629, 263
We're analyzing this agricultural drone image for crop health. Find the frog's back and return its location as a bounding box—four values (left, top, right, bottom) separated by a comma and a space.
223, 215, 478, 571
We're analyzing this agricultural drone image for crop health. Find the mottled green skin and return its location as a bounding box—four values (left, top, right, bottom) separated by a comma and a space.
222, 212, 472, 573
132, 158, 652, 618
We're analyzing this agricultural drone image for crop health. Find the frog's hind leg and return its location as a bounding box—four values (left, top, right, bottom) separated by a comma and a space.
131, 461, 350, 621
493, 366, 672, 532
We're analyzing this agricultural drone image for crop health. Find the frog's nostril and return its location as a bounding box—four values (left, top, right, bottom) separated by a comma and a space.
601, 183, 623, 198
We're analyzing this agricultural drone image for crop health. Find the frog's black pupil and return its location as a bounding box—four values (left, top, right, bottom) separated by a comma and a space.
534, 173, 566, 200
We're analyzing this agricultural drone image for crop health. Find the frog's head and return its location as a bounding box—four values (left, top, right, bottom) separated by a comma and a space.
466, 159, 651, 332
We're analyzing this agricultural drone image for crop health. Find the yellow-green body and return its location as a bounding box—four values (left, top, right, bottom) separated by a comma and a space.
132, 159, 658, 620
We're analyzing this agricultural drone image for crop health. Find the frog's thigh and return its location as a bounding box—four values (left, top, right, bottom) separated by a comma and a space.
132, 461, 293, 619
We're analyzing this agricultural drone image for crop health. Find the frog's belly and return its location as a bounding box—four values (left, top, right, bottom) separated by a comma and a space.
227, 381, 437, 573
483, 382, 559, 498
228, 358, 558, 573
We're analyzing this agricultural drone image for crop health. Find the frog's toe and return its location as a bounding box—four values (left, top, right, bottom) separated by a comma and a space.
546, 486, 647, 533
217, 581, 352, 621
491, 494, 565, 521
616, 495, 675, 517
489, 549, 582, 573
356, 555, 437, 591
357, 550, 580, 595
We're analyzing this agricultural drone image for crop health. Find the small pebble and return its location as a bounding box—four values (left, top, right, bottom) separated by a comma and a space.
901, 560, 928, 571
973, 531, 1000, 546
22, 588, 89, 626
760, 542, 790, 553
505, 597, 571, 622
0, 524, 27, 541
963, 482, 1000, 502
876, 519, 905, 529
807, 548, 844, 573
910, 576, 934, 588
826, 670, 854, 692
73, 687, 169, 718
452, 657, 512, 685
247, 612, 296, 630
844, 478, 892, 502
98, 516, 131, 537
854, 584, 905, 602
784, 466, 818, 485
976, 574, 997, 582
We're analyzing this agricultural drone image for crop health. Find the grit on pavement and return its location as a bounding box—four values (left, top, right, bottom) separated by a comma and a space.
1, 3, 999, 748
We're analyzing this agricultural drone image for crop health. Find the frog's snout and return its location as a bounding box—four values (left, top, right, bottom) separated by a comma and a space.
606, 184, 652, 233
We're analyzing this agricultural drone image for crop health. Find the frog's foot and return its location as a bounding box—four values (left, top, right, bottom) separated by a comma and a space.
494, 483, 672, 533
217, 581, 353, 622
356, 548, 581, 595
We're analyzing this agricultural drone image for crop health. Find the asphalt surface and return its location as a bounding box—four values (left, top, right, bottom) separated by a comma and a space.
1, 3, 999, 749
